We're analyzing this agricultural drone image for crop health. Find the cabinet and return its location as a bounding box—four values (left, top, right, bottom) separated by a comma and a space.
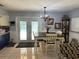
0, 32, 10, 49
61, 15, 70, 43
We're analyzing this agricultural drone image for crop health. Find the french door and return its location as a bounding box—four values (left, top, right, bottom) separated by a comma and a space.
18, 17, 38, 42
31, 21, 38, 40
20, 21, 27, 41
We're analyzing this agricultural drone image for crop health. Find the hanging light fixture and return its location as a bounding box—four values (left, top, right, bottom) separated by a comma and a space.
43, 7, 49, 21
42, 7, 54, 33
44, 7, 48, 18
43, 7, 54, 25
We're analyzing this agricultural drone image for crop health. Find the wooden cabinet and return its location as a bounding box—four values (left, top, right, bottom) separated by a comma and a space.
61, 15, 70, 43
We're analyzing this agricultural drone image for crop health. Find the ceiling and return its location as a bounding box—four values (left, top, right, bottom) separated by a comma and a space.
0, 0, 79, 12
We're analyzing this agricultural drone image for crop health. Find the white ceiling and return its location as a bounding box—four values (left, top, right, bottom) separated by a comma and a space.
0, 0, 79, 12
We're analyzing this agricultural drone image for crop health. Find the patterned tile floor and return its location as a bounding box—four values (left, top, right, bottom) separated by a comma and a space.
0, 43, 60, 59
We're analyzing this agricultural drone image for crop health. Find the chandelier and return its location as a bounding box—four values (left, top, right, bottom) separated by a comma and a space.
43, 7, 54, 25
42, 7, 54, 33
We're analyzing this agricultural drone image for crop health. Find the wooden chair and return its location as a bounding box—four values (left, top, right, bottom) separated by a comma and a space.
45, 33, 57, 54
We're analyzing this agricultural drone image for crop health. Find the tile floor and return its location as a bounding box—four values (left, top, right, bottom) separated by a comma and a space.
0, 43, 62, 59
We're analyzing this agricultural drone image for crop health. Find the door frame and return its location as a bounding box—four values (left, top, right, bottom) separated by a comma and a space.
16, 16, 39, 42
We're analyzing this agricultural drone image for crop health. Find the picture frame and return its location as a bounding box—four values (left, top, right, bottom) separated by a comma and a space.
55, 23, 61, 29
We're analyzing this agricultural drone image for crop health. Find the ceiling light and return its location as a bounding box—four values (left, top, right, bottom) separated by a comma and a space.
42, 7, 54, 33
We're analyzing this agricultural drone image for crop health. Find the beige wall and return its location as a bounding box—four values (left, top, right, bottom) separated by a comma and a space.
0, 15, 9, 26
0, 7, 9, 26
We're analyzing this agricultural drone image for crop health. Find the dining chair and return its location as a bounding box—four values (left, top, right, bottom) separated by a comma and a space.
45, 33, 57, 54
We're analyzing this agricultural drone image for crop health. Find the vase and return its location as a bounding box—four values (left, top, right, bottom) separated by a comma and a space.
47, 28, 49, 33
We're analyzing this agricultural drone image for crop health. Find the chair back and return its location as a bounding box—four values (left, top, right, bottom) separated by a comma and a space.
46, 33, 57, 44
46, 33, 57, 37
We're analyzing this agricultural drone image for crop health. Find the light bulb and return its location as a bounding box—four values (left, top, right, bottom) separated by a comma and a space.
45, 14, 48, 17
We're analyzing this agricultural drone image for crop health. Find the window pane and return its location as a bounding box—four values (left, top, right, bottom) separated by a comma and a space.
31, 21, 38, 40
20, 21, 27, 40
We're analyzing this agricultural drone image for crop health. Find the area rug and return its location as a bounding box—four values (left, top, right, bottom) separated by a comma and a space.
6, 43, 16, 47
16, 42, 39, 48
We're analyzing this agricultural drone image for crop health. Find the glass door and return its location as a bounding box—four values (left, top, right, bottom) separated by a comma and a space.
20, 21, 27, 41
31, 21, 38, 40
16, 16, 39, 42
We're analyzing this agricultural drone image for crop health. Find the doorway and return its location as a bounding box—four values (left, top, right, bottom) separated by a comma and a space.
20, 21, 27, 41
17, 17, 38, 42
31, 21, 38, 40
